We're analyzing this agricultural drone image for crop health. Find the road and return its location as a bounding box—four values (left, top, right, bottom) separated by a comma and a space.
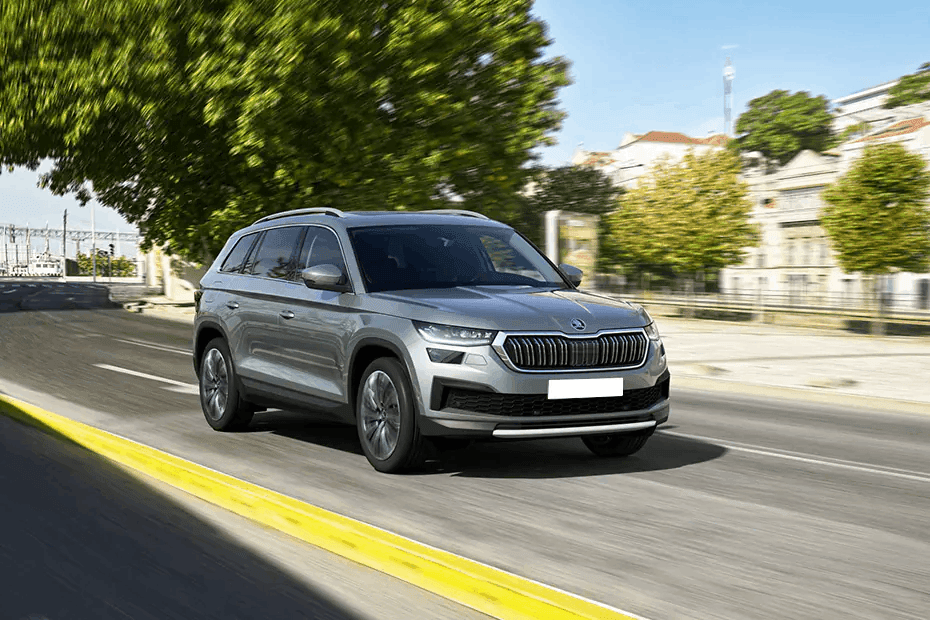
1, 281, 928, 620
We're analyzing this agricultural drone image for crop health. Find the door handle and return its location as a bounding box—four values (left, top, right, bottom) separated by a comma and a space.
280, 310, 295, 320
226, 301, 239, 310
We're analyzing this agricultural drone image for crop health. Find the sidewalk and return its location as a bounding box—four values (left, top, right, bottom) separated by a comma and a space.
657, 317, 930, 409
125, 296, 930, 410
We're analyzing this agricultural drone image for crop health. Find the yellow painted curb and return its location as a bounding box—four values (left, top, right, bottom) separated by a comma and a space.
0, 394, 643, 620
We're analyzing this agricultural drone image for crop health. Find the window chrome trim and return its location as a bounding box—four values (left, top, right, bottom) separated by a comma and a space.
220, 222, 356, 293
491, 328, 650, 373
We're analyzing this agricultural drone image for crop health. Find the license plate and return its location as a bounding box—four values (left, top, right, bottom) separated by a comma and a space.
547, 377, 623, 400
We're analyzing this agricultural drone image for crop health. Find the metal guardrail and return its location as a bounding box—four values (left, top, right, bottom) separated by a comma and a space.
591, 290, 930, 326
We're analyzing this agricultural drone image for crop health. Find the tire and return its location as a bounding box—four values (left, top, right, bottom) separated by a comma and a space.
356, 357, 426, 473
582, 429, 652, 457
198, 338, 254, 431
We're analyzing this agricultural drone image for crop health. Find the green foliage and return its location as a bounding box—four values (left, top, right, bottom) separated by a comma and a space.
734, 90, 834, 166
604, 149, 758, 275
836, 121, 872, 144
822, 143, 930, 275
74, 252, 137, 277
0, 0, 570, 262
515, 164, 619, 246
884, 62, 930, 109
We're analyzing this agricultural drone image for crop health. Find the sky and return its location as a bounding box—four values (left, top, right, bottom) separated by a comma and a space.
1, 0, 929, 239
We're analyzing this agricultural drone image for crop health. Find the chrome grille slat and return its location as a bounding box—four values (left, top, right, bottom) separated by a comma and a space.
502, 332, 648, 371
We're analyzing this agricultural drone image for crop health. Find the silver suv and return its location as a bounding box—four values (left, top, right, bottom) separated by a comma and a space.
194, 208, 670, 473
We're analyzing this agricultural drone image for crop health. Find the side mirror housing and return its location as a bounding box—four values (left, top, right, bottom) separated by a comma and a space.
300, 264, 350, 292
558, 263, 583, 287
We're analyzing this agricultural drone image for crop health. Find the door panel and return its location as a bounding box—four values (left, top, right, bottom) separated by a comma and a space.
275, 227, 355, 404
232, 226, 304, 385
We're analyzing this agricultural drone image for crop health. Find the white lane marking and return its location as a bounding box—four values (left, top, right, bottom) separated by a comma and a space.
115, 338, 190, 356
660, 430, 930, 483
94, 363, 198, 393
163, 384, 200, 395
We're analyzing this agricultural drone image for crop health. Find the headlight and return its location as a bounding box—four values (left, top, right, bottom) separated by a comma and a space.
643, 321, 661, 341
414, 321, 497, 346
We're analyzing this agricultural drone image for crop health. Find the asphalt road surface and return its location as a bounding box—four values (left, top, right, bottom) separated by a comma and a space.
1, 281, 928, 620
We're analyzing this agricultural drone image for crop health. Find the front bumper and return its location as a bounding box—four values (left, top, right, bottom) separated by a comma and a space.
410, 334, 671, 439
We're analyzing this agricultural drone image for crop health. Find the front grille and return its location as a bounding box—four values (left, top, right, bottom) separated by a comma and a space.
444, 381, 666, 417
502, 332, 648, 371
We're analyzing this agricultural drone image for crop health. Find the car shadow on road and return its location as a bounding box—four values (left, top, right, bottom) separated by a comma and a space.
247, 410, 367, 456
249, 411, 724, 479
433, 431, 726, 479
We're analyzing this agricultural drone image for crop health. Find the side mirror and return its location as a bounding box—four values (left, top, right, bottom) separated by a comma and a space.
300, 264, 350, 292
558, 263, 583, 287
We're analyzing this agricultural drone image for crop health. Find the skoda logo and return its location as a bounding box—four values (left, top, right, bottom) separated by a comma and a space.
570, 318, 586, 331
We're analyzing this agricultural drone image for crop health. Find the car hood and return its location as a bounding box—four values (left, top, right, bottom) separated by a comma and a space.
366, 286, 650, 333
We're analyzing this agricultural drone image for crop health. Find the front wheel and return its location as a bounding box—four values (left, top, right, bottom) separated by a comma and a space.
199, 338, 254, 431
582, 430, 652, 457
356, 357, 426, 473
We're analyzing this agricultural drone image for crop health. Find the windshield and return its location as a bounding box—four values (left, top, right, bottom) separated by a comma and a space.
349, 224, 568, 293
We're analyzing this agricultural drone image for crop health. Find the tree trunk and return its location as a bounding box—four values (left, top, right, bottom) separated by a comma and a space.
684, 274, 696, 319
871, 275, 886, 336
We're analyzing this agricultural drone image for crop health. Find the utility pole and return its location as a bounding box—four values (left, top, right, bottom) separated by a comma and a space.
91, 204, 97, 282
63, 209, 68, 280
723, 57, 734, 137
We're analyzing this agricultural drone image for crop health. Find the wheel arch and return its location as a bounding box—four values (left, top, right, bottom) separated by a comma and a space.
348, 337, 414, 417
193, 321, 229, 375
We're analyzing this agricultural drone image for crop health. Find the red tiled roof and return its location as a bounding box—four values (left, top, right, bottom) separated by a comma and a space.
634, 131, 728, 146
854, 117, 930, 143
580, 151, 613, 166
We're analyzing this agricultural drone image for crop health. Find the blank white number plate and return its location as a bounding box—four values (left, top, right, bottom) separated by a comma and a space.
547, 377, 623, 400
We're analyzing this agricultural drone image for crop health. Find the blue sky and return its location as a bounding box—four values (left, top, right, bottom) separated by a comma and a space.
532, 0, 930, 165
1, 0, 928, 234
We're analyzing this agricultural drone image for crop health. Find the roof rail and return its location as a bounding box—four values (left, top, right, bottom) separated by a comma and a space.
252, 207, 345, 225
418, 209, 490, 220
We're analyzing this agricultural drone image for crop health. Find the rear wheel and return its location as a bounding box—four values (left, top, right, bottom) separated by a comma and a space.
356, 357, 426, 473
199, 338, 254, 431
582, 430, 652, 457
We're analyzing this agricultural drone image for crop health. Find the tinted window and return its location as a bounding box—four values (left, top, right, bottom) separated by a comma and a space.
219, 233, 258, 273
349, 225, 566, 293
297, 227, 347, 274
248, 226, 304, 279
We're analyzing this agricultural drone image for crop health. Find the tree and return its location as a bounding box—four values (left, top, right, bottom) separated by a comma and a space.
74, 252, 137, 277
821, 143, 930, 333
516, 165, 619, 246
603, 149, 758, 300
884, 62, 930, 109
0, 1, 570, 262
734, 90, 834, 167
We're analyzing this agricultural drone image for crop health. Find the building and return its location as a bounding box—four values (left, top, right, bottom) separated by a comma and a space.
721, 97, 930, 310
571, 131, 728, 189
832, 80, 899, 132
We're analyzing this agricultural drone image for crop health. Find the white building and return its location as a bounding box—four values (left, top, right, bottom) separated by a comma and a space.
722, 97, 930, 310
571, 131, 728, 189
832, 80, 899, 132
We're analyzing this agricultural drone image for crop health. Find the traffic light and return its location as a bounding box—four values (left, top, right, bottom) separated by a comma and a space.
109, 243, 115, 256
9, 225, 14, 243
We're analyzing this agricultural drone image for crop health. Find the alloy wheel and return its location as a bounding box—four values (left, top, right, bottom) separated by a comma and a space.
201, 348, 229, 421
359, 370, 401, 460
